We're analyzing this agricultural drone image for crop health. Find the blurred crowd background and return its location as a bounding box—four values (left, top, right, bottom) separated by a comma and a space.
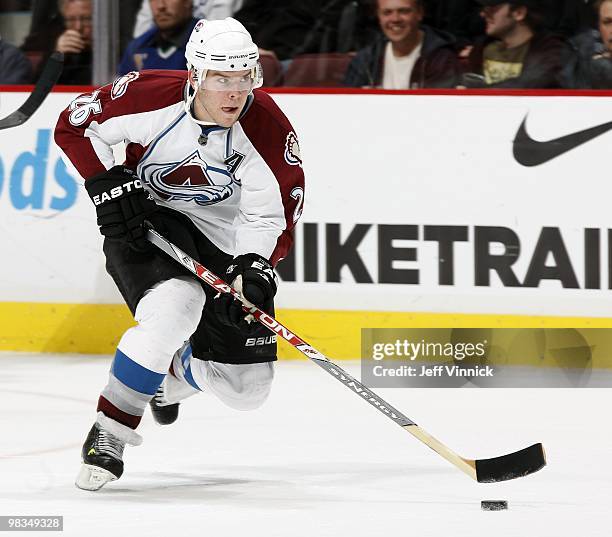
0, 0, 611, 89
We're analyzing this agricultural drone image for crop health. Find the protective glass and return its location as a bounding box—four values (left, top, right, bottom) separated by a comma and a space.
201, 71, 255, 91
200, 64, 263, 91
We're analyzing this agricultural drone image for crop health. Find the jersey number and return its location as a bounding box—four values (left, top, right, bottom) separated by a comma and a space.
290, 187, 304, 224
69, 90, 102, 126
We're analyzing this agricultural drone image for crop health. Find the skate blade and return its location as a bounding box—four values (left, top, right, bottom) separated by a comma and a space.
75, 464, 118, 491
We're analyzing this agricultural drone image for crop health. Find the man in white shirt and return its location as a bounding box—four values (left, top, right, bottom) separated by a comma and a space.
379, 0, 424, 88
344, 0, 460, 89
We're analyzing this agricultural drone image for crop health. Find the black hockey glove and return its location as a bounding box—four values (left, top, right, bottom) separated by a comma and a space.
214, 253, 278, 335
85, 165, 158, 252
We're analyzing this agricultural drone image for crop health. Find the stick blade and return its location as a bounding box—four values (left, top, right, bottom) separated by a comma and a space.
475, 443, 546, 483
0, 111, 28, 129
0, 51, 64, 130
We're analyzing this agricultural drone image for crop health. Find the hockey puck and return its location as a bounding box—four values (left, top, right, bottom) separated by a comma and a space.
481, 500, 508, 511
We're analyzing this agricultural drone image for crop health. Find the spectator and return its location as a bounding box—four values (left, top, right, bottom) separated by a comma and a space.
22, 0, 140, 67
232, 0, 276, 47
54, 0, 93, 85
235, 0, 315, 61
344, 0, 461, 88
563, 0, 612, 88
132, 0, 243, 37
234, 0, 323, 61
21, 1, 63, 54
20, 0, 93, 85
461, 0, 571, 88
289, 0, 380, 57
118, 0, 198, 75
234, 0, 379, 62
0, 33, 32, 84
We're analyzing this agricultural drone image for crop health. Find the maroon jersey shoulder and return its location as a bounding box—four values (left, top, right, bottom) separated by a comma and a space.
240, 90, 293, 141
239, 89, 305, 265
238, 89, 302, 174
54, 70, 188, 178
240, 89, 294, 133
110, 70, 187, 100
92, 70, 187, 119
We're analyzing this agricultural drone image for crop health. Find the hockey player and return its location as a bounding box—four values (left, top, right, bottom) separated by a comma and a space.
54, 18, 305, 491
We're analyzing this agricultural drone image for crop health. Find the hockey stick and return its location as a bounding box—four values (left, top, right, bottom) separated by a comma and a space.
0, 52, 64, 130
146, 228, 546, 483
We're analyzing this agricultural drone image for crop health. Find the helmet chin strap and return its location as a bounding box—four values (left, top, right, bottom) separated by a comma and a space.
185, 67, 218, 125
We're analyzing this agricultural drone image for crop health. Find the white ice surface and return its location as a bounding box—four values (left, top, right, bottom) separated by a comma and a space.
1, 353, 611, 537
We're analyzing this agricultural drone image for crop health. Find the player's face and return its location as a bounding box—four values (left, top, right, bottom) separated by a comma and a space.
599, 1, 612, 54
149, 0, 192, 31
377, 0, 423, 44
62, 0, 93, 45
480, 3, 517, 39
193, 70, 251, 127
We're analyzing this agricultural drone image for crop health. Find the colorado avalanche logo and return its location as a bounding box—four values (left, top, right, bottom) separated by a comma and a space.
111, 71, 139, 100
142, 150, 235, 206
194, 20, 205, 32
284, 132, 302, 167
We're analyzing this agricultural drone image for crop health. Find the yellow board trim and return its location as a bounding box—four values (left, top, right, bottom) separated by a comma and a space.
275, 309, 612, 360
1, 301, 612, 359
0, 303, 135, 355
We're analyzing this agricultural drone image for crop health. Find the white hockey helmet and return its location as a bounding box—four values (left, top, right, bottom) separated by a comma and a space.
185, 17, 263, 98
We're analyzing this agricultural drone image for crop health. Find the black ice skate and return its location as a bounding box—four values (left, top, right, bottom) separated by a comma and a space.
75, 413, 142, 491
149, 380, 180, 425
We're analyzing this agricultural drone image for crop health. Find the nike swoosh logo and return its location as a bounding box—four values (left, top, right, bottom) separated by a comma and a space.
513, 115, 612, 167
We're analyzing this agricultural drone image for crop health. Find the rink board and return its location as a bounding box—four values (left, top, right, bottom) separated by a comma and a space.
0, 87, 611, 357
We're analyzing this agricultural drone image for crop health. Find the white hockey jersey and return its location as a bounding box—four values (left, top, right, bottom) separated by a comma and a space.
54, 70, 305, 265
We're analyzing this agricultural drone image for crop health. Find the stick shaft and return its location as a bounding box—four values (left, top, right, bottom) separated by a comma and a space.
146, 229, 475, 475
147, 229, 415, 426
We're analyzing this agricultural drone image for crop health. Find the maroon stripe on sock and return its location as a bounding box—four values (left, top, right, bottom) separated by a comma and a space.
97, 396, 142, 429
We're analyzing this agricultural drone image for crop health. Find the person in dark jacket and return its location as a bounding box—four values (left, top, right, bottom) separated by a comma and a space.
0, 35, 32, 84
344, 0, 460, 88
234, 0, 323, 61
235, 0, 379, 62
461, 0, 572, 88
118, 0, 196, 75
562, 0, 612, 88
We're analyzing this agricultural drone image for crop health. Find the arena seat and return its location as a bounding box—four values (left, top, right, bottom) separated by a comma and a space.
259, 53, 283, 87
283, 53, 354, 87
